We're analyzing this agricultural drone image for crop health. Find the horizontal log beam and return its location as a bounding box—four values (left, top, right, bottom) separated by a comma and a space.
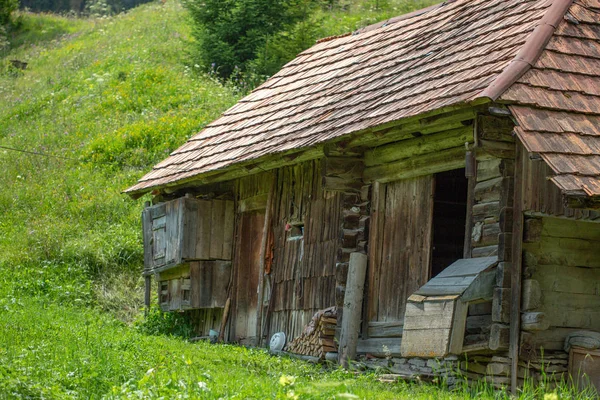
364, 147, 466, 183
364, 127, 473, 167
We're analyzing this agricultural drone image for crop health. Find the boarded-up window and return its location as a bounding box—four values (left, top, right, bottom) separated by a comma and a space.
142, 197, 234, 275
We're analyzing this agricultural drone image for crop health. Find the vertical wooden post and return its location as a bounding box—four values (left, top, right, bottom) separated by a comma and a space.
143, 200, 152, 316
255, 173, 276, 347
144, 275, 151, 315
510, 143, 525, 394
218, 297, 231, 343
339, 252, 368, 368
463, 152, 476, 259
363, 182, 382, 338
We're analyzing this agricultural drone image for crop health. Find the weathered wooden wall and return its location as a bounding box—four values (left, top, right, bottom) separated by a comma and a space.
521, 216, 600, 353
189, 308, 225, 337
367, 177, 434, 324
266, 160, 342, 341
521, 152, 600, 221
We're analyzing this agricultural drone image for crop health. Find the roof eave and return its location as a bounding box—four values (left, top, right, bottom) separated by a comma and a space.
125, 99, 489, 198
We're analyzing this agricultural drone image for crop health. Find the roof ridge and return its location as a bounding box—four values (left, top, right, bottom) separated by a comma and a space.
479, 0, 574, 100
315, 0, 454, 45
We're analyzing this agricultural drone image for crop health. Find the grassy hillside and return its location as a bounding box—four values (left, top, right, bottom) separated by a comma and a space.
0, 1, 240, 319
0, 1, 592, 399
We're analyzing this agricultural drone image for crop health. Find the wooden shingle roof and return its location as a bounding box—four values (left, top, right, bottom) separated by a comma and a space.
504, 0, 600, 198
126, 0, 599, 197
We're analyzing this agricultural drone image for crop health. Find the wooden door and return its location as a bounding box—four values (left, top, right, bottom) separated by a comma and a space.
367, 176, 434, 323
232, 210, 265, 345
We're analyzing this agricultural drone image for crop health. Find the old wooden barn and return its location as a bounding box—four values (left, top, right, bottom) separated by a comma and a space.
126, 0, 600, 392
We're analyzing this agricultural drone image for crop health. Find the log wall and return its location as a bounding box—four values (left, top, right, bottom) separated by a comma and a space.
461, 114, 516, 354
521, 216, 600, 355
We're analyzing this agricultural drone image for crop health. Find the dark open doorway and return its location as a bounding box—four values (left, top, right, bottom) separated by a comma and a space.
431, 168, 468, 278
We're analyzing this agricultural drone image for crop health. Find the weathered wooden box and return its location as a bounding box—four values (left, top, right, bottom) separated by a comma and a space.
142, 197, 234, 275
158, 261, 231, 311
569, 347, 600, 393
401, 257, 497, 358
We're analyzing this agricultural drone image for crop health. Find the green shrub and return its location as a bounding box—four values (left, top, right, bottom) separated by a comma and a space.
135, 306, 194, 339
0, 0, 17, 26
185, 0, 317, 79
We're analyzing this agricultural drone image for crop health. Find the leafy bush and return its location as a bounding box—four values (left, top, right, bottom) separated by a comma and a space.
0, 0, 17, 26
135, 305, 194, 338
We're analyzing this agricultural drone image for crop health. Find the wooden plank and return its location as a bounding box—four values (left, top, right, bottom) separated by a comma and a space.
569, 347, 600, 393
471, 245, 498, 257
181, 197, 198, 261
370, 176, 433, 324
401, 328, 453, 357
461, 270, 495, 302
356, 338, 401, 357
510, 143, 524, 395
144, 275, 151, 312
210, 200, 226, 259
211, 260, 231, 308
169, 277, 181, 311
222, 200, 235, 260
142, 207, 154, 274
233, 211, 264, 344
157, 263, 190, 281
367, 321, 404, 338
339, 252, 368, 367
255, 174, 276, 346
434, 257, 497, 279
464, 153, 477, 258
449, 299, 468, 354
366, 182, 384, 327
415, 276, 477, 296
195, 200, 212, 260
403, 300, 456, 330
401, 299, 456, 357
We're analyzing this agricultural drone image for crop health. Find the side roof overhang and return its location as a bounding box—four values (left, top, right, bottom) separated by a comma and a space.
125, 0, 600, 208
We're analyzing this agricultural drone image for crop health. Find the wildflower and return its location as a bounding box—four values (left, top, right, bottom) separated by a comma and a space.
286, 391, 299, 399
279, 375, 296, 386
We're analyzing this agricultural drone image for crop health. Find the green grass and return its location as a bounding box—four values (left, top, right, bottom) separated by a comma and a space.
0, 299, 496, 399
0, 1, 239, 319
0, 1, 597, 399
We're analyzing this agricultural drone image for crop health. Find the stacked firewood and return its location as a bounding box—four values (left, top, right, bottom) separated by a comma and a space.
284, 307, 337, 359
